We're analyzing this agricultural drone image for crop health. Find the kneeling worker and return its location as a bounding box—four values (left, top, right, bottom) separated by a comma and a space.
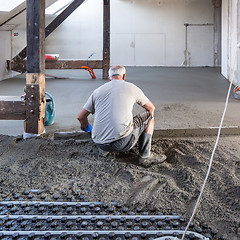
77, 65, 166, 166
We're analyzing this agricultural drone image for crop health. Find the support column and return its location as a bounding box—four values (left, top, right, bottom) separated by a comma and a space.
214, 6, 222, 67
103, 0, 110, 79
237, 0, 240, 85
221, 0, 229, 78
25, 0, 46, 134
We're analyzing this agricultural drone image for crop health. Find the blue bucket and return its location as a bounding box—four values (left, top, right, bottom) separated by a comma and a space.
44, 92, 55, 126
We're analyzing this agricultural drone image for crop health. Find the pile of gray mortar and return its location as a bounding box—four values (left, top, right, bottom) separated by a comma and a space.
0, 134, 239, 239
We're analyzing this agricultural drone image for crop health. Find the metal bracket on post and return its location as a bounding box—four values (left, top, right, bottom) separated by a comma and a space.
25, 84, 41, 134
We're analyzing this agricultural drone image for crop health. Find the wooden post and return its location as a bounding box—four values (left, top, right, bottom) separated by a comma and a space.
25, 0, 45, 135
103, 0, 110, 79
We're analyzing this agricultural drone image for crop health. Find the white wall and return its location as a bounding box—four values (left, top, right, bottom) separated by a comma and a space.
0, 31, 11, 76
222, 0, 240, 85
9, 0, 216, 68
10, 0, 103, 62
0, 0, 58, 81
0, 31, 17, 80
45, 0, 103, 61
11, 14, 26, 58
111, 0, 215, 66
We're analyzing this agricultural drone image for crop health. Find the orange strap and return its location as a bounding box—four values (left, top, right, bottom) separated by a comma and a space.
81, 66, 96, 79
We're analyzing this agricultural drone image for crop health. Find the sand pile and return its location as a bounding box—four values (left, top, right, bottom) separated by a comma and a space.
0, 134, 239, 239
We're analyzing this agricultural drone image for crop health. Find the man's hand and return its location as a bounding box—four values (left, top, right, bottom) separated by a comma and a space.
143, 100, 155, 116
77, 109, 91, 131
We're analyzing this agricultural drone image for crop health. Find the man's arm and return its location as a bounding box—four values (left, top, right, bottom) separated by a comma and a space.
77, 109, 91, 130
143, 100, 155, 116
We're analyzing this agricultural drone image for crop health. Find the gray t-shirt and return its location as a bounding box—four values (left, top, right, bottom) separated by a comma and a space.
83, 80, 149, 144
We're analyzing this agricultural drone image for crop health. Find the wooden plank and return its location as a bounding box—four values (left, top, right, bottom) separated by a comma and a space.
25, 0, 45, 135
103, 0, 110, 79
45, 60, 103, 69
6, 60, 26, 73
9, 60, 103, 72
153, 127, 240, 138
54, 131, 91, 141
12, 0, 86, 63
0, 97, 25, 120
53, 126, 240, 141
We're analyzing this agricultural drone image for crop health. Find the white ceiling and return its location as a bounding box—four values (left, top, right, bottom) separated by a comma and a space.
0, 0, 58, 27
0, 0, 25, 12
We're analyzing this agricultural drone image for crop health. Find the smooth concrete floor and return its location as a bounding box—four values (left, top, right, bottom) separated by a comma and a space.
0, 67, 239, 136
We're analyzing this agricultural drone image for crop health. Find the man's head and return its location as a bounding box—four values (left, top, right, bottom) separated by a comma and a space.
108, 65, 126, 81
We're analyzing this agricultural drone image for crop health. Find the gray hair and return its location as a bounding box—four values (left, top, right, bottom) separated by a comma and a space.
108, 65, 126, 79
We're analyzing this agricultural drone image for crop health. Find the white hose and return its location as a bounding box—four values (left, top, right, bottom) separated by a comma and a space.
0, 230, 208, 239
180, 72, 233, 240
181, 45, 238, 239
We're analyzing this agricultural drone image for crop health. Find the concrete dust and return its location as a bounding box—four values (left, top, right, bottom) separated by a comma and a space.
0, 134, 239, 239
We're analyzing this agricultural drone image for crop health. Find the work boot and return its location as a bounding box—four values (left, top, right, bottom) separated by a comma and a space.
98, 148, 109, 158
138, 132, 167, 166
138, 154, 167, 167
